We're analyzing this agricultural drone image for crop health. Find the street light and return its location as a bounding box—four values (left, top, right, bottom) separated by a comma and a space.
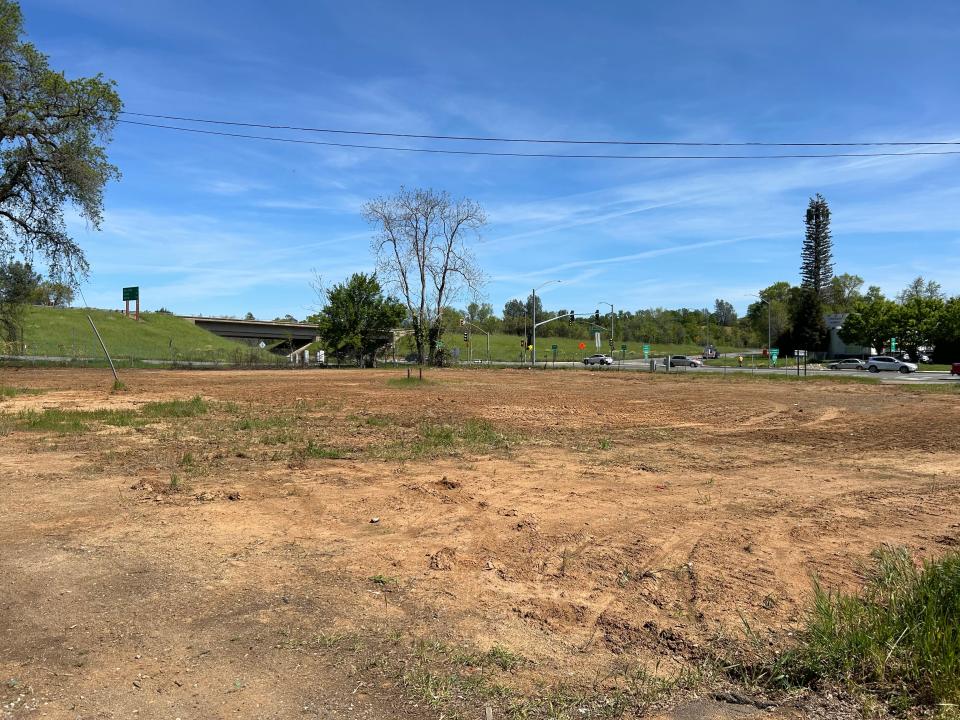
532, 280, 561, 364
597, 301, 614, 346
750, 293, 772, 366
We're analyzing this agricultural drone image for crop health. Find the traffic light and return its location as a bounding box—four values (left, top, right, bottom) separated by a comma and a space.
463, 332, 469, 342
568, 312, 574, 324
594, 309, 600, 323
459, 318, 465, 327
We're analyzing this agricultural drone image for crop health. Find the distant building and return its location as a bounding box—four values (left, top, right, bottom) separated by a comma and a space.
824, 313, 872, 358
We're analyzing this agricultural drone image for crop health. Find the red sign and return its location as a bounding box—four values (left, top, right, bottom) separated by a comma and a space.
578, 342, 586, 350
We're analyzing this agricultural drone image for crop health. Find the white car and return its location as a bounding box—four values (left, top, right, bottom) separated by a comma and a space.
583, 354, 614, 366
866, 356, 918, 374
668, 355, 703, 368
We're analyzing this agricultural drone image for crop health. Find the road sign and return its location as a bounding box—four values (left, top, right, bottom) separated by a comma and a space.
527, 344, 533, 351
621, 344, 626, 352
122, 286, 139, 301
594, 332, 601, 349
642, 343, 650, 359
797, 349, 807, 357
436, 340, 444, 349
890, 337, 897, 351
551, 344, 558, 351
770, 348, 779, 364
578, 342, 586, 350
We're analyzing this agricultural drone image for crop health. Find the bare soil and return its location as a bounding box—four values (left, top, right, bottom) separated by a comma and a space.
1, 367, 958, 719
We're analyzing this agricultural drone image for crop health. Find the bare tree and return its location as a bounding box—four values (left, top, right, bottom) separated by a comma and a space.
364, 187, 486, 364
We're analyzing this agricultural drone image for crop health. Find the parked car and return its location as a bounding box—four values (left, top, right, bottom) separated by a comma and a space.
583, 354, 614, 366
951, 362, 960, 376
827, 358, 866, 371
668, 355, 703, 368
866, 356, 918, 374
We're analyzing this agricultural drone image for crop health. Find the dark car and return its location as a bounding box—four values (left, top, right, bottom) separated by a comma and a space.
952, 362, 960, 376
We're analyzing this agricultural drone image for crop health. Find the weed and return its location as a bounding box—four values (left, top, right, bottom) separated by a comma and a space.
387, 376, 433, 388
235, 414, 293, 431
297, 440, 346, 459
141, 395, 207, 418
598, 437, 612, 450
379, 418, 513, 460
13, 407, 144, 433
0, 386, 42, 399
111, 379, 127, 392
369, 574, 397, 586
169, 473, 184, 492
484, 645, 525, 671
178, 451, 195, 468
726, 546, 960, 712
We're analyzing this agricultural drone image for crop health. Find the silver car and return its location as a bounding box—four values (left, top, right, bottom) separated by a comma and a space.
866, 356, 918, 374
827, 358, 866, 371
583, 354, 614, 366
668, 355, 703, 368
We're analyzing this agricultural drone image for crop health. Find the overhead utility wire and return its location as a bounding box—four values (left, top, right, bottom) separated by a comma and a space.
121, 111, 960, 148
118, 120, 960, 160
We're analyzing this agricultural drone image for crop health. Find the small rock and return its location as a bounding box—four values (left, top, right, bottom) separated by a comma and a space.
370, 517, 380, 524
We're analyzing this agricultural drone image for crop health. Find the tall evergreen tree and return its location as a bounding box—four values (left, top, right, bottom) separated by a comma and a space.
801, 193, 834, 298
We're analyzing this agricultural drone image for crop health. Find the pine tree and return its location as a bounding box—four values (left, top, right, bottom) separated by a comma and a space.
801, 194, 834, 298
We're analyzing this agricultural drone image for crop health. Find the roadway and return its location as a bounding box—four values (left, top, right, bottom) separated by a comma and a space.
490, 357, 958, 384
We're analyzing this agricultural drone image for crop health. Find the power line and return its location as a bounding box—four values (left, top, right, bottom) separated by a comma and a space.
118, 120, 960, 160
121, 111, 960, 148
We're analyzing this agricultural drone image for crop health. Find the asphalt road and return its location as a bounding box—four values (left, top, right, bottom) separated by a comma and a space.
509, 358, 958, 384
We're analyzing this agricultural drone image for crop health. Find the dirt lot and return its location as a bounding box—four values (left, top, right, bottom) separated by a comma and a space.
1, 367, 958, 719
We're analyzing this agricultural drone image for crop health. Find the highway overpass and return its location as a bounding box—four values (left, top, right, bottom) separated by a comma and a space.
183, 316, 411, 355
182, 316, 319, 352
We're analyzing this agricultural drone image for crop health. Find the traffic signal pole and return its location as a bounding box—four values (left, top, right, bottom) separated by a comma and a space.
461, 319, 491, 364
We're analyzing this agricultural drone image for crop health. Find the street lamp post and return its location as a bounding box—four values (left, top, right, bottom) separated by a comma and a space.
532, 280, 561, 364
751, 293, 772, 366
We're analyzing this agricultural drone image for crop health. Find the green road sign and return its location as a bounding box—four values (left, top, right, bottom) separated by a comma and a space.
890, 337, 897, 351
551, 344, 558, 351
436, 341, 444, 349
122, 286, 139, 301
770, 348, 779, 362
642, 343, 650, 359
621, 344, 627, 352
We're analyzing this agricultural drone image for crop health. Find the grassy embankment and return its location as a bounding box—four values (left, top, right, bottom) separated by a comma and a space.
10, 306, 275, 364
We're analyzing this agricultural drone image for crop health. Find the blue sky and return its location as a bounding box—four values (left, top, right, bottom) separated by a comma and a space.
26, 1, 960, 318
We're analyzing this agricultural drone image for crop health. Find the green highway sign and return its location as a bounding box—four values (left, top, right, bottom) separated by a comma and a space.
551, 344, 558, 351
890, 337, 897, 351
770, 348, 779, 361
122, 286, 139, 301
621, 344, 627, 352
642, 343, 650, 359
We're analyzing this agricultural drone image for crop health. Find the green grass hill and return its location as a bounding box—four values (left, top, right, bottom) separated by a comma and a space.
12, 306, 272, 363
